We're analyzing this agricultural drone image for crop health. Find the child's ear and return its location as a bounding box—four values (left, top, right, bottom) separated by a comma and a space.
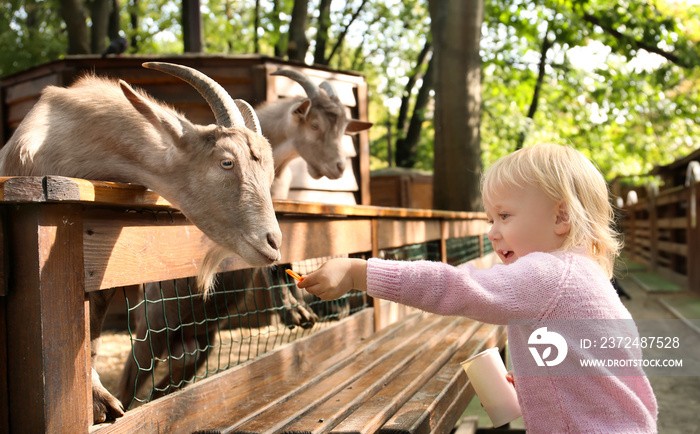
554, 201, 571, 236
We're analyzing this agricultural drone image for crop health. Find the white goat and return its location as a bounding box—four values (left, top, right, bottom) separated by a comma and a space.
118, 69, 374, 407
0, 62, 281, 424
256, 69, 372, 198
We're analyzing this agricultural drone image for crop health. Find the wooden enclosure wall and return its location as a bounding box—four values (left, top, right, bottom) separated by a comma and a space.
622, 172, 700, 292
0, 175, 492, 433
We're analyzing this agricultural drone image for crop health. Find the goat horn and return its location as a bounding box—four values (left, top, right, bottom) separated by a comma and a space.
142, 62, 245, 129
233, 99, 261, 135
271, 69, 319, 99
319, 81, 338, 99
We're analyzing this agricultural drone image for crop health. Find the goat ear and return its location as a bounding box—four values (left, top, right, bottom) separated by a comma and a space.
345, 119, 373, 135
292, 99, 312, 118
119, 80, 185, 142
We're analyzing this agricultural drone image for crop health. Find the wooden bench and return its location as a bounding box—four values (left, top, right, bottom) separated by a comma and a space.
95, 309, 506, 433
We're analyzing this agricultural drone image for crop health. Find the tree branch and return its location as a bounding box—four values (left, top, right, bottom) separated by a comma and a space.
582, 13, 682, 66
327, 0, 368, 63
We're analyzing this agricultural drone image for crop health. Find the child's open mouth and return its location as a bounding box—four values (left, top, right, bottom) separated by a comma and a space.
500, 250, 514, 260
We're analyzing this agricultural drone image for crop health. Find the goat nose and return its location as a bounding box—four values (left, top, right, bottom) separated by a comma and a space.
336, 160, 345, 174
267, 231, 281, 250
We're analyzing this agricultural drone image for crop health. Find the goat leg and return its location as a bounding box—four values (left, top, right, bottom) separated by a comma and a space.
89, 289, 125, 423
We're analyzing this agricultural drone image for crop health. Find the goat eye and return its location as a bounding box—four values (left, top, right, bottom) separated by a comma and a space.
220, 159, 234, 169
310, 123, 320, 131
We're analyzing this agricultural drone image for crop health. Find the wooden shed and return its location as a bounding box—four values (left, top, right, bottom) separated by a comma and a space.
0, 54, 371, 205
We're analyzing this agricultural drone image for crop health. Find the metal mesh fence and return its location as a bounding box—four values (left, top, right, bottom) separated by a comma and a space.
121, 254, 369, 409
117, 238, 490, 410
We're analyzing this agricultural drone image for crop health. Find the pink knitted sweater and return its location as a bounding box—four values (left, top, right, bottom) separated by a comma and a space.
366, 251, 658, 433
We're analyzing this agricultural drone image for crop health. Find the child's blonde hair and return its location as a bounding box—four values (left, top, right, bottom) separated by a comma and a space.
481, 143, 620, 277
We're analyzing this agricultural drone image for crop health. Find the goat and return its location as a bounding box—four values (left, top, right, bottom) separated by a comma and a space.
256, 69, 372, 198
118, 69, 374, 406
0, 62, 281, 424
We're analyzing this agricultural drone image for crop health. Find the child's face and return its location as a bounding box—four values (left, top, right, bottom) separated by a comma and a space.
484, 184, 569, 265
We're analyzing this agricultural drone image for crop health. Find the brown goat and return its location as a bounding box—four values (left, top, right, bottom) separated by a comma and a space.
0, 62, 281, 423
257, 69, 372, 198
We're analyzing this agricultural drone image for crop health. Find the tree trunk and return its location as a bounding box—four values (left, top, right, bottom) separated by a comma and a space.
428, 0, 484, 212
129, 0, 139, 52
314, 0, 333, 64
288, 0, 309, 62
254, 0, 261, 53
397, 40, 432, 137
182, 0, 203, 52
90, 0, 111, 54
59, 0, 90, 54
107, 0, 121, 41
396, 56, 434, 168
272, 0, 284, 57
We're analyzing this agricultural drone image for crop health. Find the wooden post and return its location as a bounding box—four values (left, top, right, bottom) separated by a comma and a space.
440, 220, 448, 263
627, 202, 637, 262
5, 204, 91, 432
687, 162, 700, 293
648, 185, 658, 272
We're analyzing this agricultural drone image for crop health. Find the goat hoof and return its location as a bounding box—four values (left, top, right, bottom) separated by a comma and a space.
93, 389, 125, 423
92, 378, 125, 424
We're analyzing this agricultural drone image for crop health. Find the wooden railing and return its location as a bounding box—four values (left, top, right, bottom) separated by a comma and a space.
622, 161, 700, 292
0, 176, 496, 433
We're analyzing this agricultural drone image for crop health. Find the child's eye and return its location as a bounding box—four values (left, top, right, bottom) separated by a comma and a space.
499, 213, 510, 221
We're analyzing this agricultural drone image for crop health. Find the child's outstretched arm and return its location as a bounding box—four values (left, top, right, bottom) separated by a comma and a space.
298, 258, 368, 300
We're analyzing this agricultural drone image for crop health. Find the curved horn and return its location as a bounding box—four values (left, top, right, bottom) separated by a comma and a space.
234, 99, 261, 135
142, 62, 245, 128
319, 81, 338, 99
271, 69, 320, 99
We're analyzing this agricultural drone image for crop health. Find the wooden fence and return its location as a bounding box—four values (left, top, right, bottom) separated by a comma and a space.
0, 175, 497, 433
622, 160, 700, 292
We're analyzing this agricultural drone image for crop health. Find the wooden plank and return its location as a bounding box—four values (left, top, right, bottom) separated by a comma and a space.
657, 241, 688, 257
93, 309, 376, 434
657, 217, 687, 229
0, 176, 45, 202
379, 324, 506, 434
279, 218, 373, 263
0, 296, 8, 433
445, 219, 490, 239
241, 314, 453, 433
376, 219, 442, 250
0, 209, 5, 296
5, 204, 91, 432
83, 212, 373, 291
656, 187, 687, 207
0, 176, 489, 222
227, 315, 441, 433
330, 319, 483, 434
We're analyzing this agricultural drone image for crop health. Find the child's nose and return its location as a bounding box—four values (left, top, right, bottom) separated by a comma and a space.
487, 225, 500, 241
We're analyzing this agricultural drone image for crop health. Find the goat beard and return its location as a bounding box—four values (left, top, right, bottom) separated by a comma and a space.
198, 245, 232, 298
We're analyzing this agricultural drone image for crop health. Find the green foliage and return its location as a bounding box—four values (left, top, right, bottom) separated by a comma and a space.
0, 0, 66, 77
480, 0, 700, 183
2, 0, 699, 186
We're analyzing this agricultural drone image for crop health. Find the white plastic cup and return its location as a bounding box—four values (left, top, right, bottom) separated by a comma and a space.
460, 347, 521, 427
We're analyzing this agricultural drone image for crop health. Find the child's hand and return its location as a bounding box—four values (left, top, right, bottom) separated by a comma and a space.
298, 258, 367, 300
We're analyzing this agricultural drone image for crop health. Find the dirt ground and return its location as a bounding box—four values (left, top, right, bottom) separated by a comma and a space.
616, 276, 700, 434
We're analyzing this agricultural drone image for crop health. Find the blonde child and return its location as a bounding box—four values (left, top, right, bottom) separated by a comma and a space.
299, 144, 657, 433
